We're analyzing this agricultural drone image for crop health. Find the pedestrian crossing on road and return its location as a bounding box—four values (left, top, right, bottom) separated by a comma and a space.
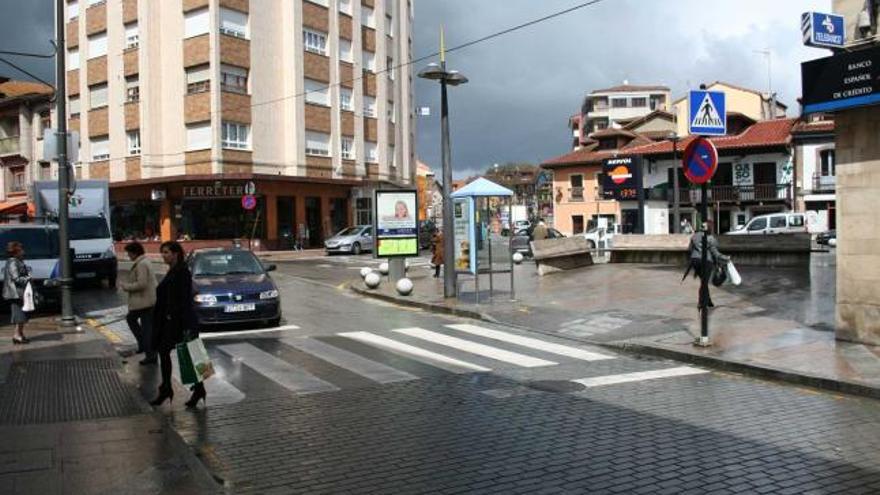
167, 324, 709, 404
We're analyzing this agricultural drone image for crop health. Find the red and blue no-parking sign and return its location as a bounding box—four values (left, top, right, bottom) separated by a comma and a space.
241, 194, 257, 211
682, 137, 718, 185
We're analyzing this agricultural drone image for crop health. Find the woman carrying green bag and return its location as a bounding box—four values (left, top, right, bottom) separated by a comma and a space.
150, 241, 207, 409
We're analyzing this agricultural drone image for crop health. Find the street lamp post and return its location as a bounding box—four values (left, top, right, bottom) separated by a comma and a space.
56, 0, 75, 327
418, 60, 467, 299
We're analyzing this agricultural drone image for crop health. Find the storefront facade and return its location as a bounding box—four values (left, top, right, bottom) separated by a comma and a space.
111, 174, 361, 252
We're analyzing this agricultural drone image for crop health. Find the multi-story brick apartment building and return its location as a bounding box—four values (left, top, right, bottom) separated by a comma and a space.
64, 0, 414, 249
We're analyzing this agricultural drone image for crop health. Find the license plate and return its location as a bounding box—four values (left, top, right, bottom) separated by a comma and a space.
224, 303, 255, 313
75, 272, 96, 279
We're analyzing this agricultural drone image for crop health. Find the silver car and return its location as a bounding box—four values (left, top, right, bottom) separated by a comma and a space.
324, 225, 373, 255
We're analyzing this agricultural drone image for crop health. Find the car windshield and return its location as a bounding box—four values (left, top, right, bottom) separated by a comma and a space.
335, 227, 361, 237
69, 217, 111, 240
192, 251, 265, 277
0, 228, 60, 260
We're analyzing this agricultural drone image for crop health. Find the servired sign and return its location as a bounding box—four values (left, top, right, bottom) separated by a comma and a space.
682, 137, 718, 185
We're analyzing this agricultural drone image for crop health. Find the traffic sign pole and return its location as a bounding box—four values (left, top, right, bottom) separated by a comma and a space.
698, 182, 710, 346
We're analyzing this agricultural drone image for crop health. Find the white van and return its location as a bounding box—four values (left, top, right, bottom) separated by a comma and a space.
0, 223, 61, 309
727, 213, 808, 235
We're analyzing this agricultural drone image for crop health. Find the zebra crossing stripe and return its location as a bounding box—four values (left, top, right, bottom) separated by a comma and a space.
572, 366, 709, 388
393, 327, 557, 368
170, 355, 245, 405
201, 324, 301, 340
339, 332, 491, 373
445, 324, 614, 362
218, 343, 340, 394
282, 337, 418, 384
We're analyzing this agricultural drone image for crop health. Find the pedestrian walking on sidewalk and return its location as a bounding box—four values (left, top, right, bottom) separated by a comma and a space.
120, 242, 157, 365
431, 229, 444, 278
3, 241, 30, 344
150, 241, 206, 408
686, 221, 728, 309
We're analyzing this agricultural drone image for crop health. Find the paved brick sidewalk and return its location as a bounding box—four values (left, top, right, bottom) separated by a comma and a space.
351, 259, 880, 398
0, 317, 219, 494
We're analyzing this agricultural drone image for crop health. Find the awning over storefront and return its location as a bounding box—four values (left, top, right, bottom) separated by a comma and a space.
0, 197, 29, 216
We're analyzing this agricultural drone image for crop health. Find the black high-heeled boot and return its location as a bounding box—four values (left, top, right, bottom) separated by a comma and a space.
150, 386, 174, 406
185, 383, 206, 409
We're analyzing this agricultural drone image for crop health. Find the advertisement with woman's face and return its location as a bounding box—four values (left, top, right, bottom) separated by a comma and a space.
376, 192, 417, 237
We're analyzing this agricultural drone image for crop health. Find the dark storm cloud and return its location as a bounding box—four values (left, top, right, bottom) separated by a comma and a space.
0, 0, 55, 84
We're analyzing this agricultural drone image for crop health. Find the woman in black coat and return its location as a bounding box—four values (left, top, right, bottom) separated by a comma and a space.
150, 241, 205, 408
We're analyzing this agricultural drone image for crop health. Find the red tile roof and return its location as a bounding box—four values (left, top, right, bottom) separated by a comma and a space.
542, 148, 617, 168
792, 120, 835, 134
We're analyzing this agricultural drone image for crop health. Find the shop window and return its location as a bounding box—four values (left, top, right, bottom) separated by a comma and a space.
221, 122, 250, 150
179, 197, 265, 240
111, 200, 161, 242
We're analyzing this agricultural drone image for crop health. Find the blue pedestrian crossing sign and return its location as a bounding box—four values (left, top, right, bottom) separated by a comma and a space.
688, 90, 726, 136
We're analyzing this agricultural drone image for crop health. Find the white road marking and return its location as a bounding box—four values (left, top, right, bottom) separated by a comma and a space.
393, 327, 557, 368
339, 331, 491, 373
282, 337, 418, 384
200, 324, 300, 340
572, 366, 709, 388
170, 356, 245, 405
217, 343, 339, 394
445, 324, 614, 362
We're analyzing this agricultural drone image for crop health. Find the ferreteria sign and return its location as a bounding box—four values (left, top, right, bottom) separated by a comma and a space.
182, 181, 257, 198
802, 44, 880, 114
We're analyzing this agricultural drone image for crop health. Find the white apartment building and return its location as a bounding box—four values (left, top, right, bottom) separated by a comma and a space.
580, 83, 671, 136
64, 0, 415, 248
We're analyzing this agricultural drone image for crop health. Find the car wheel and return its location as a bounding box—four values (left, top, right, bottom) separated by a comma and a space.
586, 240, 596, 249
351, 243, 361, 255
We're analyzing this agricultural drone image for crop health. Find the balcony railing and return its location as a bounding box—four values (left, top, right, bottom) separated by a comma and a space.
664, 184, 791, 204
0, 136, 20, 156
568, 186, 584, 202
812, 174, 836, 193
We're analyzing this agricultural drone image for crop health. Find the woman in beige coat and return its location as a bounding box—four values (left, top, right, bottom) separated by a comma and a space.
120, 242, 158, 365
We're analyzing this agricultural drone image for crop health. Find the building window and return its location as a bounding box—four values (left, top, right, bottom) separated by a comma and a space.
304, 78, 329, 106
220, 64, 248, 94
339, 39, 353, 63
9, 167, 26, 193
89, 83, 108, 109
68, 0, 79, 20
221, 122, 249, 149
219, 7, 248, 39
820, 149, 835, 176
387, 101, 395, 123
68, 48, 79, 70
184, 8, 210, 38
127, 130, 140, 155
91, 136, 109, 161
388, 144, 396, 168
125, 22, 139, 49
361, 6, 375, 28
365, 141, 378, 163
338, 0, 352, 15
69, 96, 80, 118
611, 98, 627, 108
186, 122, 211, 151
87, 31, 107, 59
186, 65, 210, 94
303, 29, 328, 55
362, 50, 376, 72
363, 95, 376, 117
385, 15, 393, 37
387, 56, 395, 80
305, 131, 330, 156
595, 121, 608, 130
340, 87, 353, 111
631, 97, 647, 107
126, 76, 139, 102
341, 137, 355, 160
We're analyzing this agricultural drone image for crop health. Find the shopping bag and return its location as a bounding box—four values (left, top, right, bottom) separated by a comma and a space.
21, 282, 35, 312
176, 341, 198, 385
186, 338, 215, 383
727, 260, 742, 286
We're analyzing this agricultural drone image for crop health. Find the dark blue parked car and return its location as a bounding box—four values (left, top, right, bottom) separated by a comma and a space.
188, 248, 281, 329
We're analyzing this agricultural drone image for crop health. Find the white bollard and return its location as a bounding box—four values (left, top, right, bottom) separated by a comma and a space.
364, 272, 381, 289
396, 277, 413, 296
379, 262, 390, 275
360, 267, 372, 279
512, 252, 524, 264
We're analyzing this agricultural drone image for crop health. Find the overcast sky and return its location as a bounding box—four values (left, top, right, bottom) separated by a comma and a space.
1, 1, 831, 178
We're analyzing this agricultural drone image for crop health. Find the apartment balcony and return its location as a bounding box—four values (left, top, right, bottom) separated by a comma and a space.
664, 184, 792, 204
0, 136, 20, 156
812, 175, 836, 193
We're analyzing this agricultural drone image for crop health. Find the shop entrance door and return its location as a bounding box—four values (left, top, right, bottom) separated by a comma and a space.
305, 197, 322, 248
330, 198, 348, 235
277, 197, 295, 249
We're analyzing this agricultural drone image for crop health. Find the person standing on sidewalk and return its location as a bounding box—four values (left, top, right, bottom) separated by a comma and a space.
532, 220, 549, 241
3, 241, 30, 344
431, 229, 444, 278
687, 221, 728, 309
120, 242, 157, 365
150, 241, 206, 408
